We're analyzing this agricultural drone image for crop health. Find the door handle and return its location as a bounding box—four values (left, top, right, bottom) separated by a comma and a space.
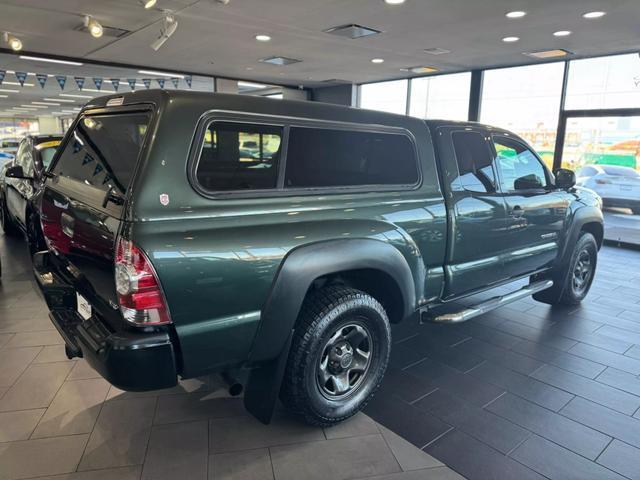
510, 206, 524, 218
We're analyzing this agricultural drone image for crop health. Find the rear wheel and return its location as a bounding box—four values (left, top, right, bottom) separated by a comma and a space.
0, 194, 19, 236
533, 232, 598, 305
280, 286, 391, 427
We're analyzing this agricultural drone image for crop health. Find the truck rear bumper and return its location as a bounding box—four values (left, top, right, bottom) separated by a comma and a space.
34, 251, 178, 391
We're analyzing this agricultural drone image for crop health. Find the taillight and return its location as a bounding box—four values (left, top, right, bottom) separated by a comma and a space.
115, 236, 172, 326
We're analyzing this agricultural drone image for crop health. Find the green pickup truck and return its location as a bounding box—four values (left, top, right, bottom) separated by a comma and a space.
29, 90, 603, 426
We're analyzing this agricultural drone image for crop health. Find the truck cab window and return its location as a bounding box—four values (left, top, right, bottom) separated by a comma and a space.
493, 137, 548, 191
451, 131, 497, 193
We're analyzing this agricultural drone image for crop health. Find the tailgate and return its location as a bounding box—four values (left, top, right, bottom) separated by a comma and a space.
40, 110, 152, 330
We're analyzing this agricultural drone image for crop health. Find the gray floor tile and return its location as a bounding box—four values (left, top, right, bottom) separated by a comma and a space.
0, 362, 74, 412
0, 434, 88, 480
569, 342, 640, 375
210, 413, 325, 454
378, 425, 444, 472
560, 397, 640, 448
0, 346, 41, 387
597, 440, 640, 480
510, 435, 626, 480
155, 392, 246, 425
78, 396, 156, 470
486, 392, 611, 460
209, 448, 273, 480
32, 378, 111, 438
324, 413, 379, 440
66, 359, 101, 380
142, 420, 208, 480
362, 468, 466, 480
596, 367, 640, 396
31, 466, 142, 480
270, 434, 401, 480
0, 408, 45, 442
107, 376, 210, 401
531, 364, 640, 415
0, 316, 55, 335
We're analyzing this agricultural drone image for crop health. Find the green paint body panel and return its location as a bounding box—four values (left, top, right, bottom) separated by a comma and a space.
42, 90, 603, 383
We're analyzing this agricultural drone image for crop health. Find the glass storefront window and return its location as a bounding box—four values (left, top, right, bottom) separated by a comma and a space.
560, 115, 640, 244
480, 62, 564, 169
359, 80, 408, 115
565, 54, 640, 110
409, 72, 471, 121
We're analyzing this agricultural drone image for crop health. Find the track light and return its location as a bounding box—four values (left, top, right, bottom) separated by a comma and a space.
3, 32, 23, 51
150, 14, 178, 51
140, 0, 157, 8
84, 16, 103, 38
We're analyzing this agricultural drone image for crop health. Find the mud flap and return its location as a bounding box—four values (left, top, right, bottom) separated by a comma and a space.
243, 330, 293, 425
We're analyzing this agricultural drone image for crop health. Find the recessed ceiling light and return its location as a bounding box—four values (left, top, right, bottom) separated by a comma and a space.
324, 24, 381, 39
384, 0, 406, 4
0, 88, 19, 93
505, 11, 526, 18
255, 34, 271, 42
44, 97, 75, 103
371, 58, 385, 63
0, 95, 7, 98
408, 66, 439, 74
524, 49, 571, 59
138, 69, 185, 78
502, 36, 520, 42
139, 0, 157, 8
583, 11, 606, 19
32, 101, 61, 106
259, 56, 301, 66
423, 47, 451, 55
19, 55, 83, 66
3, 81, 34, 87
553, 30, 572, 36
238, 81, 267, 89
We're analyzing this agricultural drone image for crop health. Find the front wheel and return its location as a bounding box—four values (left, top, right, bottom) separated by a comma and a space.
280, 286, 391, 427
533, 232, 598, 305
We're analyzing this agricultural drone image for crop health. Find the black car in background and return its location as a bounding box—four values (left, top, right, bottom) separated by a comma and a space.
0, 135, 63, 253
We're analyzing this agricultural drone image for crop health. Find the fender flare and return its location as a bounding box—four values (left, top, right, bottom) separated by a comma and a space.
558, 205, 603, 267
243, 238, 417, 424
248, 237, 416, 364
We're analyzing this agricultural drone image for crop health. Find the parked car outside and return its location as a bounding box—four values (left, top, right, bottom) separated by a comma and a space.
32, 91, 603, 427
1, 135, 63, 254
576, 164, 640, 214
0, 138, 20, 158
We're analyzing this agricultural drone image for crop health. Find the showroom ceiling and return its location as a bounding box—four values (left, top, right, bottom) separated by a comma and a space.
0, 0, 638, 89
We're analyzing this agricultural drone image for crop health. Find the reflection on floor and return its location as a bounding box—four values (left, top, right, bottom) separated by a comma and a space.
604, 209, 640, 246
366, 245, 640, 480
0, 233, 462, 480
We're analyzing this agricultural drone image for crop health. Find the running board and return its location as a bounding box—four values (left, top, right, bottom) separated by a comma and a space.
425, 280, 554, 324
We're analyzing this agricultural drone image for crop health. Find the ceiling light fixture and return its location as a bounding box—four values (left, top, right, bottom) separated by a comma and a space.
32, 101, 61, 106
139, 0, 157, 8
138, 69, 184, 78
238, 81, 267, 89
60, 93, 93, 99
371, 58, 384, 63
553, 30, 572, 36
524, 49, 571, 59
3, 81, 34, 87
505, 11, 526, 18
150, 13, 178, 51
19, 55, 83, 66
502, 36, 520, 42
84, 16, 104, 38
0, 88, 19, 93
255, 34, 271, 42
384, 0, 406, 4
3, 32, 23, 51
0, 95, 7, 98
583, 11, 606, 19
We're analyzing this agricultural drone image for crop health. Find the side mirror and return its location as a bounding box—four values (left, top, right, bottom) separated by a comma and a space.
554, 168, 576, 189
514, 174, 543, 190
5, 164, 32, 180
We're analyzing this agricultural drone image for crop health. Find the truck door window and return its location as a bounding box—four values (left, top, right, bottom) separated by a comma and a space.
196, 122, 282, 191
451, 131, 497, 193
493, 137, 548, 191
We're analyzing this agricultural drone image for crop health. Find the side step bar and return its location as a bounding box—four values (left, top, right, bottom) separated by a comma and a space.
425, 280, 553, 324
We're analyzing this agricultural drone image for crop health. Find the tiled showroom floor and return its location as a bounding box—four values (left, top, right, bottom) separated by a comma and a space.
0, 233, 461, 480
2, 231, 640, 480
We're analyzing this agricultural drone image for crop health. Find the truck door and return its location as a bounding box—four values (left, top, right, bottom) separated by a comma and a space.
490, 135, 567, 277
436, 127, 510, 298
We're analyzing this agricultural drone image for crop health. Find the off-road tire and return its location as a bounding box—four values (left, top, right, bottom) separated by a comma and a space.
280, 286, 391, 427
533, 232, 598, 306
